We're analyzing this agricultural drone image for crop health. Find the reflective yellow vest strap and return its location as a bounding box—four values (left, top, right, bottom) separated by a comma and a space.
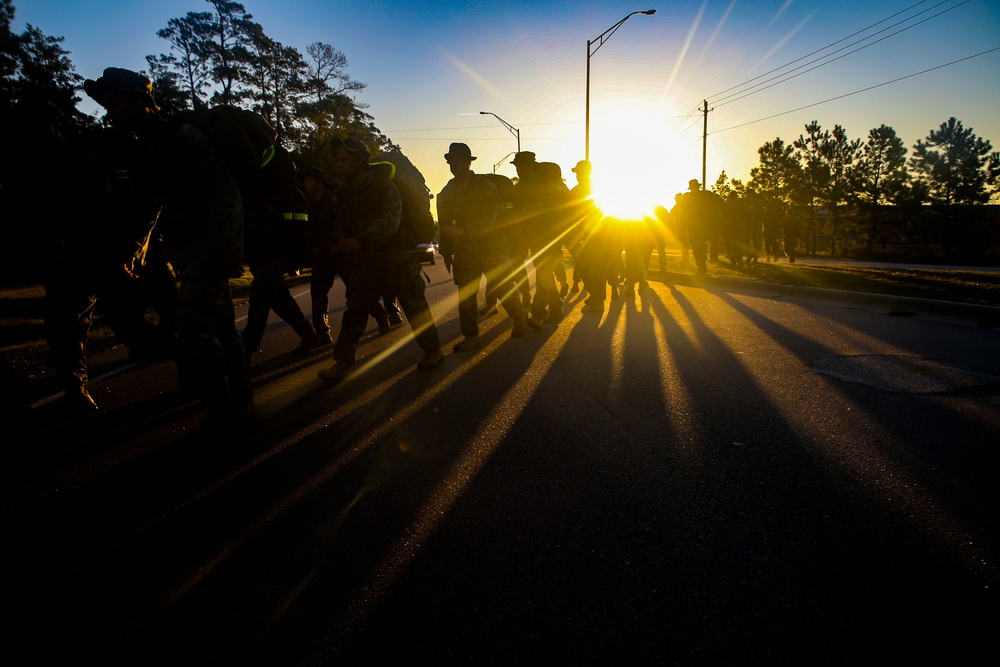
282, 212, 308, 222
369, 160, 397, 180
259, 144, 276, 170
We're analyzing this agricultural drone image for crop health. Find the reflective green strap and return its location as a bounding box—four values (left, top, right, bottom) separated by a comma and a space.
283, 212, 309, 222
369, 160, 397, 180
112, 169, 129, 180
259, 144, 276, 169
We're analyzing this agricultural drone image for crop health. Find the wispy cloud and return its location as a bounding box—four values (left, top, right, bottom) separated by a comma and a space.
442, 49, 508, 103
767, 0, 798, 29
753, 12, 816, 71
696, 0, 739, 68
661, 0, 708, 101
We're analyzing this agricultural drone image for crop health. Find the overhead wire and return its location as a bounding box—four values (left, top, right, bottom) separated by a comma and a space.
711, 0, 972, 108
705, 0, 941, 101
709, 46, 1000, 135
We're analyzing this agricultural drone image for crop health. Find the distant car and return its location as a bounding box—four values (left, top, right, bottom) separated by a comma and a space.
417, 242, 437, 265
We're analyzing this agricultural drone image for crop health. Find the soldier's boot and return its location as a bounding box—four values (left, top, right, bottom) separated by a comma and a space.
59, 384, 98, 416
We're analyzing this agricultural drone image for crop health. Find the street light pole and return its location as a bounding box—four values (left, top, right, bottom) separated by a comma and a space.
480, 111, 520, 153
586, 9, 655, 162
493, 151, 517, 174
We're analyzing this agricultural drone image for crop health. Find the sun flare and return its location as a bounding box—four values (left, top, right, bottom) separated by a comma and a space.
586, 105, 695, 221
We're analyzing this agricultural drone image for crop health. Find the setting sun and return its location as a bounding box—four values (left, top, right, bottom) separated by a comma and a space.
585, 103, 696, 221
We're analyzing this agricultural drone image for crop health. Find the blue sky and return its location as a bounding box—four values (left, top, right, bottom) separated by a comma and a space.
14, 0, 1000, 213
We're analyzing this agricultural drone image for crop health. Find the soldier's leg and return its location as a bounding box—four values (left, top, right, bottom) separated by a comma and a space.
554, 259, 568, 297
174, 263, 249, 415
310, 260, 337, 337
530, 251, 560, 322
270, 280, 316, 340
242, 261, 274, 357
481, 246, 527, 328
213, 282, 252, 407
690, 234, 708, 274
43, 271, 96, 402
453, 253, 482, 339
332, 268, 380, 364
391, 258, 441, 353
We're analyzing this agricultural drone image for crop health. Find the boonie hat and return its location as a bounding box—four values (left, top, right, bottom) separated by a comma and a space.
84, 67, 157, 110
510, 151, 537, 167
299, 167, 332, 188
444, 142, 476, 162
330, 135, 371, 161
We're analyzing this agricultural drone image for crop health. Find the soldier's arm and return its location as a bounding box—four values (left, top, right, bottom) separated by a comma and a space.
436, 188, 457, 253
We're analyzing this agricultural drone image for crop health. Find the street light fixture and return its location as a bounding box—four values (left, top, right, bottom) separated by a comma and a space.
493, 151, 517, 174
480, 111, 521, 153
586, 9, 655, 161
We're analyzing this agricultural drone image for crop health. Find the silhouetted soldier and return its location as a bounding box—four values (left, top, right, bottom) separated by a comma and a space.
539, 161, 572, 299
240, 146, 323, 366
722, 192, 752, 268
300, 167, 389, 345
744, 189, 763, 264
512, 152, 567, 326
621, 215, 652, 297
651, 204, 671, 273
437, 142, 528, 351
567, 160, 611, 312
671, 192, 690, 269
783, 206, 801, 264
683, 179, 724, 276
85, 67, 254, 429
760, 194, 786, 262
318, 136, 443, 384
5, 96, 110, 415
91, 125, 177, 363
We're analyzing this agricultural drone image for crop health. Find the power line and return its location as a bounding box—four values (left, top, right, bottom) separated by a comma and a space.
384, 121, 584, 134
706, 0, 944, 101
712, 0, 971, 108
385, 137, 571, 142
709, 46, 1000, 135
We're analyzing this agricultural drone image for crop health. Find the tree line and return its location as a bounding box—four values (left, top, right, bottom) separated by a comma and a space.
0, 0, 395, 175
712, 119, 1000, 260
4, 0, 999, 261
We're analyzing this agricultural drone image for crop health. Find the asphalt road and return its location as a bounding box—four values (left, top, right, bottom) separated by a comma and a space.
4, 260, 999, 665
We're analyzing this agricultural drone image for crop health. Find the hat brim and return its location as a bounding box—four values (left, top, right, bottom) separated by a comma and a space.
330, 137, 371, 161
84, 77, 158, 111
83, 78, 111, 105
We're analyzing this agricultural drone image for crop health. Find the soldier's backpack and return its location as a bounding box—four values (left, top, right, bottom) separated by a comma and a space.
182, 105, 308, 263
182, 105, 279, 180
369, 149, 435, 250
483, 172, 517, 240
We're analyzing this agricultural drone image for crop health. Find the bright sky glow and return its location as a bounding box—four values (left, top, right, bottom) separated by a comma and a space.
13, 0, 1000, 216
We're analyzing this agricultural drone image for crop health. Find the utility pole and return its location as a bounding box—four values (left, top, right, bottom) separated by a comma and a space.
701, 99, 712, 190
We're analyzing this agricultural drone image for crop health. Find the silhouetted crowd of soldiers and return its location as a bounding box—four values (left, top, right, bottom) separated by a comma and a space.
1, 67, 799, 432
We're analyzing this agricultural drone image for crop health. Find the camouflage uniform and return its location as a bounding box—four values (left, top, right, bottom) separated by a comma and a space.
513, 159, 567, 323
331, 170, 439, 364
305, 177, 387, 339
135, 121, 252, 415
438, 170, 526, 339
